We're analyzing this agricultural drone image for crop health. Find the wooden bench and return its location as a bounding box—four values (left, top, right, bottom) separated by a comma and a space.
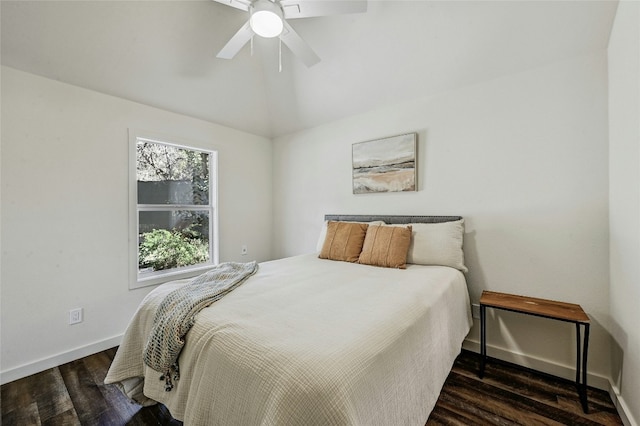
479, 290, 590, 413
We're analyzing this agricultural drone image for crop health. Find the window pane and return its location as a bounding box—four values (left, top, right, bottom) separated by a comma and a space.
138, 210, 210, 273
137, 141, 209, 205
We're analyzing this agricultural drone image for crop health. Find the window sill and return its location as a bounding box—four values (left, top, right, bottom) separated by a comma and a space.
131, 263, 216, 289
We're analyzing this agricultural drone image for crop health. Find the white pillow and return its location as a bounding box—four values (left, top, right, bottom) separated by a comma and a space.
400, 219, 467, 272
316, 220, 385, 252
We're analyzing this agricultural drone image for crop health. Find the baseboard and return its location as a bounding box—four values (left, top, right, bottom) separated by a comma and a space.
0, 334, 123, 385
463, 338, 638, 426
462, 338, 610, 390
608, 382, 639, 426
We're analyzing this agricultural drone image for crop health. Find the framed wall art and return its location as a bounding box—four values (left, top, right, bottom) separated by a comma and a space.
352, 133, 417, 194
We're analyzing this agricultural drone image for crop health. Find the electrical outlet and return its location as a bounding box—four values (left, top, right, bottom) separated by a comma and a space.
241, 245, 248, 255
69, 308, 83, 325
471, 304, 480, 320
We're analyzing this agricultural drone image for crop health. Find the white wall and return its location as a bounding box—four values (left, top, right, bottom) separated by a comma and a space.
0, 66, 272, 383
273, 52, 612, 385
608, 2, 640, 424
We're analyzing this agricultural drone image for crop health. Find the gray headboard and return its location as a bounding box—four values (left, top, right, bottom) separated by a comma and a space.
324, 214, 462, 224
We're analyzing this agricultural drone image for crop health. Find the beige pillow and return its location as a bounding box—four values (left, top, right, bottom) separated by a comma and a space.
400, 220, 467, 272
358, 224, 412, 269
319, 221, 369, 262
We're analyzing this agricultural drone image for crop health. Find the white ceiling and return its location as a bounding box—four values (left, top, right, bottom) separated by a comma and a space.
1, 0, 618, 138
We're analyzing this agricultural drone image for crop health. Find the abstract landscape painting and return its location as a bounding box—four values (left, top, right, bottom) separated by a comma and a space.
352, 133, 416, 194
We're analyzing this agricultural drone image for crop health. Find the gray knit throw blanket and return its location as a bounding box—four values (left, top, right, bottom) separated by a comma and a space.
143, 261, 258, 391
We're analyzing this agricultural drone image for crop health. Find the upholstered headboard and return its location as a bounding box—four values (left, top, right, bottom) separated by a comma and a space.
324, 214, 462, 224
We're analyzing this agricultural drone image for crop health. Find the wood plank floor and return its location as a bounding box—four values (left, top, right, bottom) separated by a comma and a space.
428, 352, 622, 426
1, 348, 622, 425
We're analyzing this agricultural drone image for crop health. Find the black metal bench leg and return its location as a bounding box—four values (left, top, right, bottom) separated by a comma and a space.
479, 305, 486, 378
580, 324, 590, 413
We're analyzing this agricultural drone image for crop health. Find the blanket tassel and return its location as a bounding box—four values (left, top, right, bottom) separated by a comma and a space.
159, 362, 180, 392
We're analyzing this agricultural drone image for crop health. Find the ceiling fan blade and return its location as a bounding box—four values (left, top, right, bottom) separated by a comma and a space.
280, 21, 320, 67
216, 21, 254, 59
280, 0, 367, 19
211, 0, 250, 12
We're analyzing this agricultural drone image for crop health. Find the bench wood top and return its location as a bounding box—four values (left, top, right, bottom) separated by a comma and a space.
480, 290, 589, 323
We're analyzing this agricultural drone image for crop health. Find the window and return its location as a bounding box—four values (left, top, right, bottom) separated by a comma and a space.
129, 131, 218, 288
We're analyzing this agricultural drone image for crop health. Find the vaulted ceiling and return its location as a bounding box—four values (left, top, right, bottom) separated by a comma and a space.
1, 0, 618, 138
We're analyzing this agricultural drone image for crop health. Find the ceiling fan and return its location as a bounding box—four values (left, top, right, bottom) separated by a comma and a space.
214, 0, 367, 67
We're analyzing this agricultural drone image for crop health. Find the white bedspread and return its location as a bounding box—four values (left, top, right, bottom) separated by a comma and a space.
105, 254, 472, 425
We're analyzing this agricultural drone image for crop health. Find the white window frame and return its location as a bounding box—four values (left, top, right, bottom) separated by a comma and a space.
129, 129, 219, 289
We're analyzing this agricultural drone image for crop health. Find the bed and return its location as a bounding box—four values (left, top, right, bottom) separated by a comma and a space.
105, 215, 472, 425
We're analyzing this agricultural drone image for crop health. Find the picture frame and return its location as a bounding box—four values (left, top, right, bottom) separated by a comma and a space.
352, 133, 417, 194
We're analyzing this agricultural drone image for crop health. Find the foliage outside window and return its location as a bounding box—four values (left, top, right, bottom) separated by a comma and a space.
132, 135, 217, 287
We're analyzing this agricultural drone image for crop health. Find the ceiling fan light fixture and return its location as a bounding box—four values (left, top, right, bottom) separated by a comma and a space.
250, 0, 284, 38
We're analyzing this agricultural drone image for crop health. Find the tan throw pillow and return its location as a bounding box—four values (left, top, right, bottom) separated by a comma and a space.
316, 220, 385, 252
319, 221, 369, 262
358, 225, 412, 269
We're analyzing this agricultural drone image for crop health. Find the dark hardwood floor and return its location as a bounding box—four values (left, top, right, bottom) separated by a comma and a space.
1, 348, 622, 425
1, 348, 180, 426
428, 352, 622, 425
